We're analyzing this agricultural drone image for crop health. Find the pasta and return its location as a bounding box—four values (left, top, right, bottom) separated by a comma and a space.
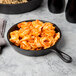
9, 20, 60, 50
0, 0, 28, 4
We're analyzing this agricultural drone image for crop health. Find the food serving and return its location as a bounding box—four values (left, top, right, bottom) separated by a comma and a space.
9, 20, 60, 50
0, 0, 28, 4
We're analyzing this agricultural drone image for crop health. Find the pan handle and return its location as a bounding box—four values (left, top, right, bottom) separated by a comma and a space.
52, 47, 72, 63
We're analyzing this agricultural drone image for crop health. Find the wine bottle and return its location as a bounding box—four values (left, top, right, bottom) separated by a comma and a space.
65, 0, 76, 23
48, 0, 65, 14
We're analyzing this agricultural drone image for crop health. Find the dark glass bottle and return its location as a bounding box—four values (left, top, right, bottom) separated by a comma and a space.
48, 0, 65, 14
65, 0, 76, 23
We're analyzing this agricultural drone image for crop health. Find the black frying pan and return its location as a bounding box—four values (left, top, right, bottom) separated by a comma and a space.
7, 20, 72, 63
0, 0, 43, 14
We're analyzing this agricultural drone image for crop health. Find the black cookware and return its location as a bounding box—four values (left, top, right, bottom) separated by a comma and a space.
7, 20, 72, 63
65, 0, 76, 23
0, 0, 43, 14
48, 0, 65, 13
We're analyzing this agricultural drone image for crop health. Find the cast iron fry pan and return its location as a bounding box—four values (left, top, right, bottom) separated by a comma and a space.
0, 0, 43, 14
7, 20, 72, 63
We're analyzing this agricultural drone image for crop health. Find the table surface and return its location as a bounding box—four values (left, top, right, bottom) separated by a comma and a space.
0, 0, 76, 76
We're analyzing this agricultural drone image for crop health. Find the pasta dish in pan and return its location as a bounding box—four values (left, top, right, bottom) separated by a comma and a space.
9, 20, 60, 50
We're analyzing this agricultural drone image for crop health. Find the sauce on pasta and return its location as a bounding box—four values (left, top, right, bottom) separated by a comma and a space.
9, 20, 60, 50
